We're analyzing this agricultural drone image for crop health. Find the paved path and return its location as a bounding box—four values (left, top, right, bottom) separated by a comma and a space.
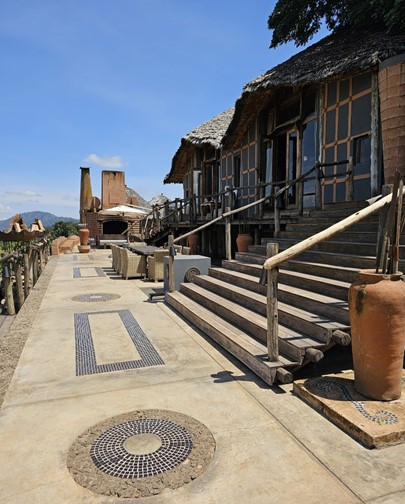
0, 250, 404, 503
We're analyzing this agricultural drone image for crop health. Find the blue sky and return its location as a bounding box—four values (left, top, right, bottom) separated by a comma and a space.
0, 0, 328, 219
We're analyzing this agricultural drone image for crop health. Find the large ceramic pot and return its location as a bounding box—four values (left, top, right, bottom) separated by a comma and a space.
236, 233, 253, 253
78, 224, 90, 254
348, 269, 405, 401
188, 233, 199, 255
378, 54, 405, 185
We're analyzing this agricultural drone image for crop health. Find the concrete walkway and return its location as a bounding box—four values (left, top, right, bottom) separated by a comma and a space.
0, 250, 404, 503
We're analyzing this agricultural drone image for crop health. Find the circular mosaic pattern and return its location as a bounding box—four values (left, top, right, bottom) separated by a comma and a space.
90, 418, 193, 478
71, 292, 120, 303
185, 267, 201, 282
67, 409, 216, 499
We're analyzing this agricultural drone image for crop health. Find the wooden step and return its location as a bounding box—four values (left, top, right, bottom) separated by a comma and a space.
179, 282, 323, 363
221, 261, 350, 325
165, 291, 297, 386
197, 273, 344, 343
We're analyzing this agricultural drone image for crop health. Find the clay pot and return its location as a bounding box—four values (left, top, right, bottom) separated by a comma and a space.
236, 233, 253, 253
188, 233, 199, 255
378, 54, 405, 185
348, 269, 405, 400
78, 225, 90, 254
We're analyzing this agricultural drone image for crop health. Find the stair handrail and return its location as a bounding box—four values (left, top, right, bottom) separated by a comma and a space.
262, 183, 405, 364
172, 165, 318, 246
262, 186, 405, 271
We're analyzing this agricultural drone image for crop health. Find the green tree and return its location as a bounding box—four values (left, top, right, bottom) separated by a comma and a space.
268, 0, 405, 48
48, 221, 79, 241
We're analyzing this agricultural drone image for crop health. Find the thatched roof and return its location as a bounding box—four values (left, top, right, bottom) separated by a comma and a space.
125, 186, 150, 208
164, 107, 235, 184
224, 29, 405, 148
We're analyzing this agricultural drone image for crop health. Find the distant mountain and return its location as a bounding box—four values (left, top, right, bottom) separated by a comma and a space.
0, 211, 79, 231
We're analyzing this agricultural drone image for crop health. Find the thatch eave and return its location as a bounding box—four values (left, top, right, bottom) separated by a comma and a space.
165, 107, 235, 184
223, 29, 405, 148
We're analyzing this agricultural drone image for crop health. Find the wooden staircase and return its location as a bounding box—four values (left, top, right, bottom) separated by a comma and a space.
165, 202, 405, 386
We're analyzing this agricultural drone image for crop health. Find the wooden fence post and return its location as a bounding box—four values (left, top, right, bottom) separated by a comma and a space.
266, 242, 279, 362
23, 253, 30, 297
2, 261, 15, 315
15, 260, 25, 311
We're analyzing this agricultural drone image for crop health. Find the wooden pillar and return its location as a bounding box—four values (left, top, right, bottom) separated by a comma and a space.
266, 243, 279, 362
347, 156, 354, 201
225, 207, 232, 260
274, 186, 281, 238
168, 234, 175, 292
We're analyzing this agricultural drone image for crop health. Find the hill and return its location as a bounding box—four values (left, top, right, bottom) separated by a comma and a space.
0, 211, 78, 231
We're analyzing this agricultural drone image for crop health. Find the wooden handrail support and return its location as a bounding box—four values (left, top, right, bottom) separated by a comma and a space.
263, 187, 405, 271
266, 243, 279, 362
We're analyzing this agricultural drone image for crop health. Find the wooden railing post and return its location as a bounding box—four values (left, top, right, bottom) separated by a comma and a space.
168, 234, 175, 293
315, 163, 322, 209
23, 253, 30, 297
2, 261, 15, 315
347, 156, 354, 201
274, 186, 281, 238
15, 260, 25, 311
266, 242, 279, 362
225, 206, 232, 260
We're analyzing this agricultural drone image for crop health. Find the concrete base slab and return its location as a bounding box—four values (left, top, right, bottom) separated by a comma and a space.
293, 370, 405, 449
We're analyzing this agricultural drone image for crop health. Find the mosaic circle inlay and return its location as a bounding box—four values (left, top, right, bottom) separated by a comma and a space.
71, 293, 120, 303
90, 418, 193, 478
67, 409, 216, 498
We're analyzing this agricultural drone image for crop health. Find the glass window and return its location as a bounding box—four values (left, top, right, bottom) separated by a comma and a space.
337, 103, 348, 140
287, 131, 297, 204
352, 72, 372, 95
249, 145, 255, 169
351, 94, 371, 136
242, 148, 248, 172
302, 119, 317, 174
325, 109, 336, 145
339, 79, 350, 101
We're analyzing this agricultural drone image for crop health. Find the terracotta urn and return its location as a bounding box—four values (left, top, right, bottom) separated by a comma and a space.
188, 233, 199, 255
78, 224, 90, 254
236, 233, 253, 253
348, 269, 405, 401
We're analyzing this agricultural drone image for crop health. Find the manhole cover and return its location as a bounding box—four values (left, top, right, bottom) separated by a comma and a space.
67, 409, 215, 498
71, 293, 120, 302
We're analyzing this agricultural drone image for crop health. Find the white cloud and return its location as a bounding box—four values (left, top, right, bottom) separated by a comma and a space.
0, 204, 13, 214
84, 154, 124, 168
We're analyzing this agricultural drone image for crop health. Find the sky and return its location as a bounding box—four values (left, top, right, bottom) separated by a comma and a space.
0, 0, 328, 219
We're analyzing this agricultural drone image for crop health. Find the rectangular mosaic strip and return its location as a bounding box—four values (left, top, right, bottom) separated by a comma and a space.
74, 309, 165, 376
72, 267, 105, 278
